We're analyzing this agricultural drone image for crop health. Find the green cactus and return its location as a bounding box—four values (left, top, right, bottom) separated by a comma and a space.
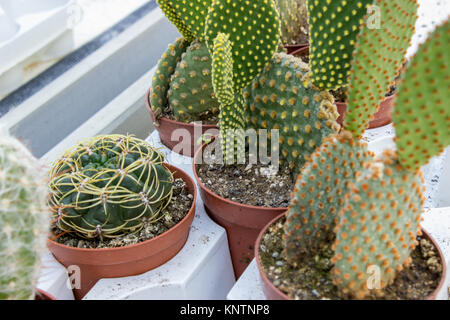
205, 0, 281, 93
0, 134, 49, 300
157, 0, 212, 40
283, 132, 373, 265
150, 37, 190, 121
308, 0, 373, 90
243, 52, 340, 173
48, 135, 174, 240
211, 32, 246, 164
344, 0, 419, 137
275, 0, 309, 46
168, 40, 220, 122
393, 20, 450, 172
332, 150, 424, 297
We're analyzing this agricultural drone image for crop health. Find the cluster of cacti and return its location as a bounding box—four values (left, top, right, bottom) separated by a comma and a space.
150, 0, 219, 123
243, 52, 340, 173
275, 0, 309, 46
48, 135, 174, 240
282, 19, 449, 299
0, 133, 49, 300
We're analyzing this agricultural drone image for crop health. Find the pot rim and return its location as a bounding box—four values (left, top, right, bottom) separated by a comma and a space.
334, 92, 396, 106
192, 139, 287, 212
255, 213, 447, 300
47, 163, 197, 253
145, 89, 218, 129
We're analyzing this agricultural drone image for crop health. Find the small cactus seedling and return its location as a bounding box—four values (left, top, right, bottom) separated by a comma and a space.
275, 0, 309, 46
48, 135, 174, 240
283, 19, 449, 299
0, 133, 49, 300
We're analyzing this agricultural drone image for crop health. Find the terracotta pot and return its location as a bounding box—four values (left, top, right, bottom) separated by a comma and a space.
336, 94, 396, 129
35, 289, 56, 300
145, 89, 219, 158
193, 141, 287, 278
47, 164, 197, 300
284, 43, 308, 55
288, 45, 309, 58
255, 213, 448, 300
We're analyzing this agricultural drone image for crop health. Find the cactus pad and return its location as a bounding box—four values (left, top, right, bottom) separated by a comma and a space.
157, 0, 212, 40
332, 150, 424, 298
0, 135, 48, 300
205, 0, 281, 92
243, 52, 341, 173
308, 0, 372, 90
212, 33, 246, 163
345, 0, 419, 137
393, 20, 450, 172
168, 40, 220, 122
48, 135, 174, 240
283, 132, 373, 265
150, 38, 190, 120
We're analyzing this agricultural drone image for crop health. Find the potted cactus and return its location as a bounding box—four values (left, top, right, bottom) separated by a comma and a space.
46, 135, 197, 299
0, 132, 52, 300
274, 0, 309, 54
255, 14, 449, 300
148, 0, 220, 157
191, 0, 341, 277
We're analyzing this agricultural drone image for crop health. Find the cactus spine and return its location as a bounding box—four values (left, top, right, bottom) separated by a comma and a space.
0, 134, 49, 300
48, 135, 174, 240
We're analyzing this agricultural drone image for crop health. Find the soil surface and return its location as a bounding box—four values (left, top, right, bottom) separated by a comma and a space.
51, 178, 193, 248
159, 103, 218, 125
259, 217, 443, 300
196, 151, 294, 207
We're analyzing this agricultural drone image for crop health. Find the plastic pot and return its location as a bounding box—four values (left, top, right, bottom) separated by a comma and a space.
145, 89, 219, 158
193, 141, 287, 278
35, 289, 56, 300
284, 43, 308, 55
255, 213, 448, 300
47, 164, 197, 300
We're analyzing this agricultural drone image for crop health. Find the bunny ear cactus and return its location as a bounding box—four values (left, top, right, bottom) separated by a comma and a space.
283, 132, 373, 265
308, 0, 373, 90
275, 0, 309, 46
344, 0, 419, 137
157, 0, 212, 41
283, 19, 449, 299
205, 0, 281, 93
150, 38, 190, 121
48, 135, 174, 240
167, 40, 220, 122
0, 134, 49, 300
332, 150, 424, 298
205, 0, 281, 163
243, 52, 340, 173
393, 20, 450, 172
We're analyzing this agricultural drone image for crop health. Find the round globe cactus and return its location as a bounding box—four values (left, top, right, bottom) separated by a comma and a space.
0, 133, 49, 300
48, 135, 174, 240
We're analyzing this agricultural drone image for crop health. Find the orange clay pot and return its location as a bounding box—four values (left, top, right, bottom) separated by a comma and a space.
145, 89, 219, 158
193, 140, 287, 279
47, 164, 197, 300
255, 213, 447, 300
284, 43, 308, 55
